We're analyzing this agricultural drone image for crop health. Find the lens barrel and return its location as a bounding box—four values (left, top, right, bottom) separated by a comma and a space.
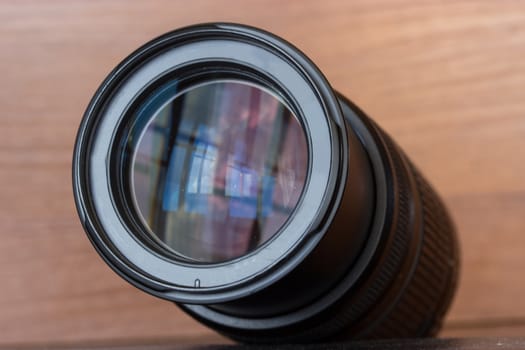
73, 23, 459, 343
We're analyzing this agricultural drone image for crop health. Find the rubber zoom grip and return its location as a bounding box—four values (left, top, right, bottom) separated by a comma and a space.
357, 144, 459, 338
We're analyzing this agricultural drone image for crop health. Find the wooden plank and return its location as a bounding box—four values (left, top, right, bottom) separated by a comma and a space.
442, 321, 525, 338
1, 0, 525, 345
6, 339, 525, 350
3, 338, 525, 350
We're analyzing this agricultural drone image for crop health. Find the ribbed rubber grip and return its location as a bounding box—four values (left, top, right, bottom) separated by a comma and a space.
361, 162, 459, 338
310, 130, 459, 340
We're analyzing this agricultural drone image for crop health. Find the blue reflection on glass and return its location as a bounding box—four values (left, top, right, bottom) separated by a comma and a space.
162, 122, 276, 219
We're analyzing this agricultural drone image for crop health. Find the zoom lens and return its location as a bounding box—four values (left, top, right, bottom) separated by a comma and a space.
73, 23, 459, 343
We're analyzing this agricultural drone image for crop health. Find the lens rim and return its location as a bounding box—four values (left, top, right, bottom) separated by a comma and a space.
73, 23, 348, 303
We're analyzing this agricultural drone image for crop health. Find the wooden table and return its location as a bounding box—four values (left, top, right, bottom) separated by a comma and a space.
3, 338, 525, 350
1, 0, 525, 348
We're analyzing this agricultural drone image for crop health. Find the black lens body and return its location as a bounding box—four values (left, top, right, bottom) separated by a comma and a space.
73, 23, 459, 343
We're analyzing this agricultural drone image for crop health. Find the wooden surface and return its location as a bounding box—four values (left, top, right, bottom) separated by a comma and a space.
1, 0, 525, 347
4, 338, 525, 350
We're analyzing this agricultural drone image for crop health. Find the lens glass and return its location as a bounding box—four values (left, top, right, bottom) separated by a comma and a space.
130, 80, 308, 263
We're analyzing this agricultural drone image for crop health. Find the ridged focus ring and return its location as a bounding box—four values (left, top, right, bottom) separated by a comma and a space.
353, 132, 459, 338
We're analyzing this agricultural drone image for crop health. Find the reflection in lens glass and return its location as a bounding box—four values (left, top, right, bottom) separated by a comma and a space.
131, 80, 308, 263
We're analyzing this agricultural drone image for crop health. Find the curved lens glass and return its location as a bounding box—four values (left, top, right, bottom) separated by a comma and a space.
130, 80, 308, 263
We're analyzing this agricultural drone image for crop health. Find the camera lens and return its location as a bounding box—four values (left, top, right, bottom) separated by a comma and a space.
129, 80, 307, 262
73, 23, 459, 343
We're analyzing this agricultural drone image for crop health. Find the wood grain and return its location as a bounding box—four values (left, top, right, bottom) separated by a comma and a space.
1, 0, 525, 346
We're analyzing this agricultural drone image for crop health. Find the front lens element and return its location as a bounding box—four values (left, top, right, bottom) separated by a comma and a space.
130, 80, 308, 263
